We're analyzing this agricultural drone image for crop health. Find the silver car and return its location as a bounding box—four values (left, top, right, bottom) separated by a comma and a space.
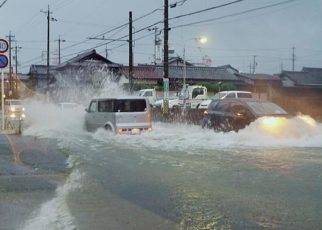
85, 97, 152, 134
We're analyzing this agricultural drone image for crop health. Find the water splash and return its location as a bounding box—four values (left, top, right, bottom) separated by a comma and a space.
92, 116, 322, 152
22, 168, 83, 230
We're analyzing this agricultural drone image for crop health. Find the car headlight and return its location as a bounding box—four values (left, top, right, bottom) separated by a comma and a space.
260, 117, 287, 134
22, 108, 25, 111
21, 114, 26, 119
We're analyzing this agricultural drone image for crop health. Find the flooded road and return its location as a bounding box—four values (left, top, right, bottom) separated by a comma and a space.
19, 101, 322, 229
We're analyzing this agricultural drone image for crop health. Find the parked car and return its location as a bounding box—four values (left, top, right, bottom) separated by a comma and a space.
138, 89, 157, 105
178, 85, 208, 109
153, 96, 180, 109
85, 97, 152, 134
206, 98, 288, 132
216, 91, 253, 99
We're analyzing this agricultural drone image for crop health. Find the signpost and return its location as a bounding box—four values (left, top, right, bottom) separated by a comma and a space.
0, 39, 9, 53
0, 38, 8, 131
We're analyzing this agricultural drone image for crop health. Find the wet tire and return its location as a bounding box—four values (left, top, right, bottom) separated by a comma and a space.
104, 124, 113, 133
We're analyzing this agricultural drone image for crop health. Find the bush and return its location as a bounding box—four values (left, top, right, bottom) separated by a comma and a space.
201, 82, 237, 93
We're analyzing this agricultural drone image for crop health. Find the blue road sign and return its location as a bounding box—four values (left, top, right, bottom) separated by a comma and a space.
0, 39, 9, 53
0, 54, 8, 68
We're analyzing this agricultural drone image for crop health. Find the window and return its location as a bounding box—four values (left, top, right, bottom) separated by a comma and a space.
89, 101, 97, 113
192, 88, 204, 99
226, 93, 236, 99
144, 91, 153, 97
9, 100, 22, 105
98, 100, 114, 112
219, 92, 227, 99
237, 93, 252, 98
246, 101, 287, 116
115, 99, 147, 112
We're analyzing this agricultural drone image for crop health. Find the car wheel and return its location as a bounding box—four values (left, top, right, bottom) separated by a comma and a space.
104, 124, 114, 133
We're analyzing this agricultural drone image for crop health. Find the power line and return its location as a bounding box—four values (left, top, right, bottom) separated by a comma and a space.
0, 0, 8, 8
172, 0, 298, 29
170, 0, 244, 20
79, 0, 245, 52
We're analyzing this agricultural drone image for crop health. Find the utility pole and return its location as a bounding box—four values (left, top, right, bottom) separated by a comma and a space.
6, 31, 15, 97
56, 36, 65, 65
46, 6, 50, 88
252, 55, 257, 74
129, 11, 133, 93
163, 0, 170, 114
14, 45, 21, 94
41, 5, 56, 89
249, 62, 252, 74
292, 46, 296, 71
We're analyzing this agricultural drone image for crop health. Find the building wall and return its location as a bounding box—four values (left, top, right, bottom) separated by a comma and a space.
271, 87, 322, 120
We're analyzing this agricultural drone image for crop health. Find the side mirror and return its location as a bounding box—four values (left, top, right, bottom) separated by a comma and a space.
85, 108, 89, 113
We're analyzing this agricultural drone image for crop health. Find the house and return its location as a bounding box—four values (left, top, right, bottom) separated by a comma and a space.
236, 73, 281, 99
28, 65, 56, 93
120, 64, 244, 90
28, 50, 123, 92
279, 70, 322, 89
272, 68, 322, 118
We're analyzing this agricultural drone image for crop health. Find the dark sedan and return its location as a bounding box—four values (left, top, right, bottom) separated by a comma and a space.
205, 98, 288, 132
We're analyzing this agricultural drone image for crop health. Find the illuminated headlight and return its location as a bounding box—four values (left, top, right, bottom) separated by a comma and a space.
10, 113, 16, 118
22, 108, 25, 111
260, 117, 287, 134
148, 127, 152, 132
21, 113, 26, 119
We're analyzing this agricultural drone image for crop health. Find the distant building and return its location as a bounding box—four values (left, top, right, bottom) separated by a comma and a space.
273, 67, 322, 118
120, 64, 244, 89
28, 50, 123, 93
279, 69, 322, 89
28, 65, 56, 93
236, 73, 281, 99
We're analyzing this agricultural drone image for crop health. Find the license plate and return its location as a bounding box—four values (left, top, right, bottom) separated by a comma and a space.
131, 128, 140, 135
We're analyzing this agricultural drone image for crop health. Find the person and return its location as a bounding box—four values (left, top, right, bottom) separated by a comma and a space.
201, 110, 210, 129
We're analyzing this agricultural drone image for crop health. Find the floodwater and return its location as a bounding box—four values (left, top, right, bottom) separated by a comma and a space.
16, 98, 322, 230
5, 74, 322, 230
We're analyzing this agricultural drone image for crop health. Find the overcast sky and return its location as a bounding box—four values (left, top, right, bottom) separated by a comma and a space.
0, 0, 321, 74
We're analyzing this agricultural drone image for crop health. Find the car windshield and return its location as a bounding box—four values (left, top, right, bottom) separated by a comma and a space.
9, 100, 22, 105
237, 93, 252, 98
246, 101, 287, 116
213, 92, 227, 99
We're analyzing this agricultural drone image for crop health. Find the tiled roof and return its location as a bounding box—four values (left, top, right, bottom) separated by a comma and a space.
281, 71, 322, 87
302, 67, 322, 75
121, 65, 239, 81
237, 73, 280, 81
56, 49, 117, 69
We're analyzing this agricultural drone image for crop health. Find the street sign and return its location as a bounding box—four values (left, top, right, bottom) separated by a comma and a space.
0, 54, 8, 68
0, 39, 9, 53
